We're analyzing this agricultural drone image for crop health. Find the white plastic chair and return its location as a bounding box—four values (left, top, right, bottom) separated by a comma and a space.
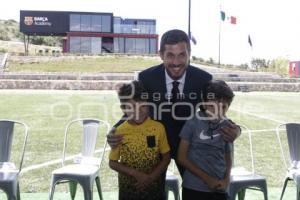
49, 118, 110, 200
0, 119, 29, 200
229, 125, 268, 200
276, 123, 300, 200
165, 159, 180, 200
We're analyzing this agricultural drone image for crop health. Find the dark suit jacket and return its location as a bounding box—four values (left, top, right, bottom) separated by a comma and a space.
139, 63, 212, 158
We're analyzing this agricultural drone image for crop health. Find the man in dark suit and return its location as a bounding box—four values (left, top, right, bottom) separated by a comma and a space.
108, 29, 240, 175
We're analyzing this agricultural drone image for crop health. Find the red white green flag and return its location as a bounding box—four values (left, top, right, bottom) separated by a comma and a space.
220, 10, 237, 25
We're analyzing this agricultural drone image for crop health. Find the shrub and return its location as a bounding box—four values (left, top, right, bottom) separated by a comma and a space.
238, 63, 249, 69
251, 58, 270, 70
4, 19, 17, 25
208, 57, 215, 64
269, 57, 289, 77
0, 48, 7, 53
30, 36, 44, 45
0, 30, 10, 41
252, 57, 289, 77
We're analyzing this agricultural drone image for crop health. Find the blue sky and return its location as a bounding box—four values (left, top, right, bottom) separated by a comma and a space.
1, 0, 300, 65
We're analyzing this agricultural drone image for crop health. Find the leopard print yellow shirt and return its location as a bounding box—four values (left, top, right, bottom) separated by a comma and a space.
109, 117, 170, 200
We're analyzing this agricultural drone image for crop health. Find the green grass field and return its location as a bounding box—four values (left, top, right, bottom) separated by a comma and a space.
0, 90, 299, 200
8, 56, 161, 72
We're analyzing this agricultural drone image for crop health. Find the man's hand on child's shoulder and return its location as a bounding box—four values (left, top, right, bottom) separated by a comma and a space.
107, 127, 123, 149
220, 121, 241, 143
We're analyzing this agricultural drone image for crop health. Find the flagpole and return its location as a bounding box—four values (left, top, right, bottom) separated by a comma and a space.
248, 35, 254, 70
188, 0, 191, 39
218, 4, 221, 67
249, 43, 254, 70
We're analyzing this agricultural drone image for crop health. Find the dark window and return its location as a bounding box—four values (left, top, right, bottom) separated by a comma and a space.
125, 38, 135, 53
91, 15, 102, 32
80, 37, 91, 53
91, 37, 102, 53
101, 15, 111, 32
70, 36, 102, 54
70, 37, 81, 53
114, 37, 125, 53
81, 15, 91, 32
113, 17, 122, 33
150, 38, 157, 54
70, 14, 80, 31
70, 14, 112, 33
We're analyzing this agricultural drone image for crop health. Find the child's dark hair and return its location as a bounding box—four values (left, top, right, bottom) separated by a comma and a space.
118, 81, 147, 103
203, 80, 234, 105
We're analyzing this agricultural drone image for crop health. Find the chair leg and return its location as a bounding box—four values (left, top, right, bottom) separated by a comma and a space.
49, 182, 56, 200
17, 183, 20, 200
173, 188, 180, 200
165, 190, 169, 200
262, 182, 268, 200
228, 186, 236, 200
95, 177, 103, 200
83, 187, 93, 200
238, 189, 246, 200
297, 185, 300, 200
165, 186, 169, 200
7, 192, 17, 200
69, 181, 78, 200
280, 177, 291, 200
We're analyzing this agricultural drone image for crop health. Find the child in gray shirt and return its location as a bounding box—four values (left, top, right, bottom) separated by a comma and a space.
177, 80, 234, 200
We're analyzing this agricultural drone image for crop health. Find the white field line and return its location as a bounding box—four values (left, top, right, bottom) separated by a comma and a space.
230, 107, 285, 124
249, 129, 277, 133
21, 147, 110, 174
20, 106, 286, 175
21, 129, 280, 174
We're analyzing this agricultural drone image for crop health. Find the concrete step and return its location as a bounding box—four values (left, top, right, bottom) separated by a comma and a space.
0, 72, 292, 82
1, 79, 300, 91
0, 79, 128, 90
220, 77, 300, 83
213, 72, 280, 79
0, 72, 133, 80
195, 64, 282, 79
228, 82, 300, 92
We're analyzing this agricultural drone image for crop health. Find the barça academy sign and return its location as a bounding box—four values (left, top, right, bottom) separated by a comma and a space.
24, 16, 52, 26
20, 10, 69, 36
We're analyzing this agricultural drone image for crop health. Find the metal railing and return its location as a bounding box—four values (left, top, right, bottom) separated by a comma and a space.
113, 24, 156, 34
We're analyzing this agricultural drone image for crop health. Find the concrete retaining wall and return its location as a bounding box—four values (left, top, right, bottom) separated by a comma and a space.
0, 73, 132, 80
1, 71, 300, 91
0, 79, 300, 91
228, 82, 300, 92
1, 73, 300, 82
0, 80, 129, 90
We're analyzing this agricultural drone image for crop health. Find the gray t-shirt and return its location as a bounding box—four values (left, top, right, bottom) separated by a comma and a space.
179, 111, 233, 192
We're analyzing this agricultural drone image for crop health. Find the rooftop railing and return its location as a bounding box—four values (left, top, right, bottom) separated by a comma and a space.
113, 24, 156, 34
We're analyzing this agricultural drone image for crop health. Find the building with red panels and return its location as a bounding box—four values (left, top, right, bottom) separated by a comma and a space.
20, 10, 158, 54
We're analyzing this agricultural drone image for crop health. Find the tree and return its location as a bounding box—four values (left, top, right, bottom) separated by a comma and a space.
251, 58, 270, 70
